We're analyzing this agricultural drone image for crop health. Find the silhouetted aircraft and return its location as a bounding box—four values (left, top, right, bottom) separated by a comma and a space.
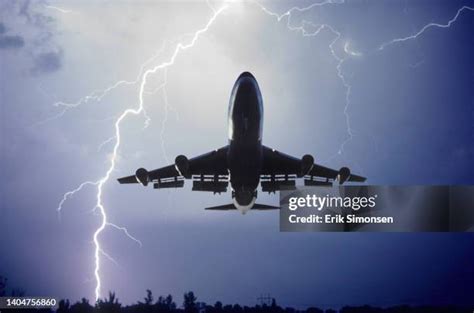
118, 72, 366, 213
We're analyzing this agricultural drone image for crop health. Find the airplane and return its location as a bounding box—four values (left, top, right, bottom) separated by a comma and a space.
118, 72, 366, 213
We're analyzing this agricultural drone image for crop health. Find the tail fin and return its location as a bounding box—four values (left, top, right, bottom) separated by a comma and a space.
205, 203, 280, 210
252, 203, 280, 210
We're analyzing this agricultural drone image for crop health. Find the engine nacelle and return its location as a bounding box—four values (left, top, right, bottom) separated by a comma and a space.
337, 167, 351, 184
135, 168, 149, 186
175, 155, 190, 178
300, 154, 314, 177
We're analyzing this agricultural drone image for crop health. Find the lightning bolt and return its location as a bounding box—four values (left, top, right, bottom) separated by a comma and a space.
255, 0, 361, 159
379, 5, 474, 51
56, 3, 227, 301
344, 42, 362, 57
106, 222, 143, 247
97, 136, 116, 152
256, 1, 472, 166
32, 41, 169, 128
57, 181, 98, 221
44, 5, 73, 14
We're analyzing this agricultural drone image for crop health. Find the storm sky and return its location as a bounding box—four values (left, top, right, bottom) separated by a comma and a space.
1, 0, 473, 309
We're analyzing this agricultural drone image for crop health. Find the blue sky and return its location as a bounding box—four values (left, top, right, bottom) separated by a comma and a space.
1, 0, 473, 308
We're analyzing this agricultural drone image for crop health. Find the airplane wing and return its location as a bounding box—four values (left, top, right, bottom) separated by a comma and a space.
117, 146, 229, 193
261, 145, 365, 192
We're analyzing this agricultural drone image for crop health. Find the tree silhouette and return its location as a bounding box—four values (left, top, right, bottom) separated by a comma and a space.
0, 282, 469, 313
144, 289, 154, 305
165, 294, 176, 311
183, 291, 198, 313
96, 292, 122, 313
271, 298, 277, 309
57, 299, 70, 313
69, 298, 93, 313
0, 275, 25, 297
233, 303, 243, 312
134, 289, 155, 313
154, 294, 176, 312
213, 301, 223, 313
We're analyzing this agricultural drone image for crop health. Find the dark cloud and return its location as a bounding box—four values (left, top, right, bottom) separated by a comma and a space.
0, 35, 25, 49
0, 2, 63, 74
0, 22, 25, 49
30, 50, 63, 74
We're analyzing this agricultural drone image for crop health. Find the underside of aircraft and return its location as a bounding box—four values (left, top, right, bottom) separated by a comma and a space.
118, 72, 366, 213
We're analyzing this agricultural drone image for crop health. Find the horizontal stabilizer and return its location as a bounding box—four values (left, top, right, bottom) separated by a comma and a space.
205, 203, 280, 211
118, 175, 138, 184
349, 174, 366, 182
205, 203, 236, 210
252, 203, 280, 210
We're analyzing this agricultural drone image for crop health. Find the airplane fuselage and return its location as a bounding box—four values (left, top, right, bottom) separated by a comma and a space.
227, 72, 264, 211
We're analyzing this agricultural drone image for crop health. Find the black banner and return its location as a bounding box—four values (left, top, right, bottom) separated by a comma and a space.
280, 186, 474, 232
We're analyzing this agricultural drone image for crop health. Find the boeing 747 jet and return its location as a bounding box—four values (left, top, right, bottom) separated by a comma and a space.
118, 72, 366, 213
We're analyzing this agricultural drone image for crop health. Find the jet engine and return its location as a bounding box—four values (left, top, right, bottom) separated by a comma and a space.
135, 168, 149, 186
175, 155, 190, 178
337, 167, 351, 184
300, 154, 314, 177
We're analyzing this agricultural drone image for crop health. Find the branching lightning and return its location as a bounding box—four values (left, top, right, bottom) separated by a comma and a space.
99, 249, 121, 268
256, 1, 473, 163
53, 0, 472, 302
57, 181, 99, 220
56, 3, 228, 301
379, 5, 474, 51
97, 136, 117, 152
34, 42, 169, 128
255, 0, 360, 157
106, 222, 143, 247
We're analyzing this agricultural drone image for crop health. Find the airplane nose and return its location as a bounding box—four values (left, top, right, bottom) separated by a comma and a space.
238, 71, 255, 80
233, 72, 260, 101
